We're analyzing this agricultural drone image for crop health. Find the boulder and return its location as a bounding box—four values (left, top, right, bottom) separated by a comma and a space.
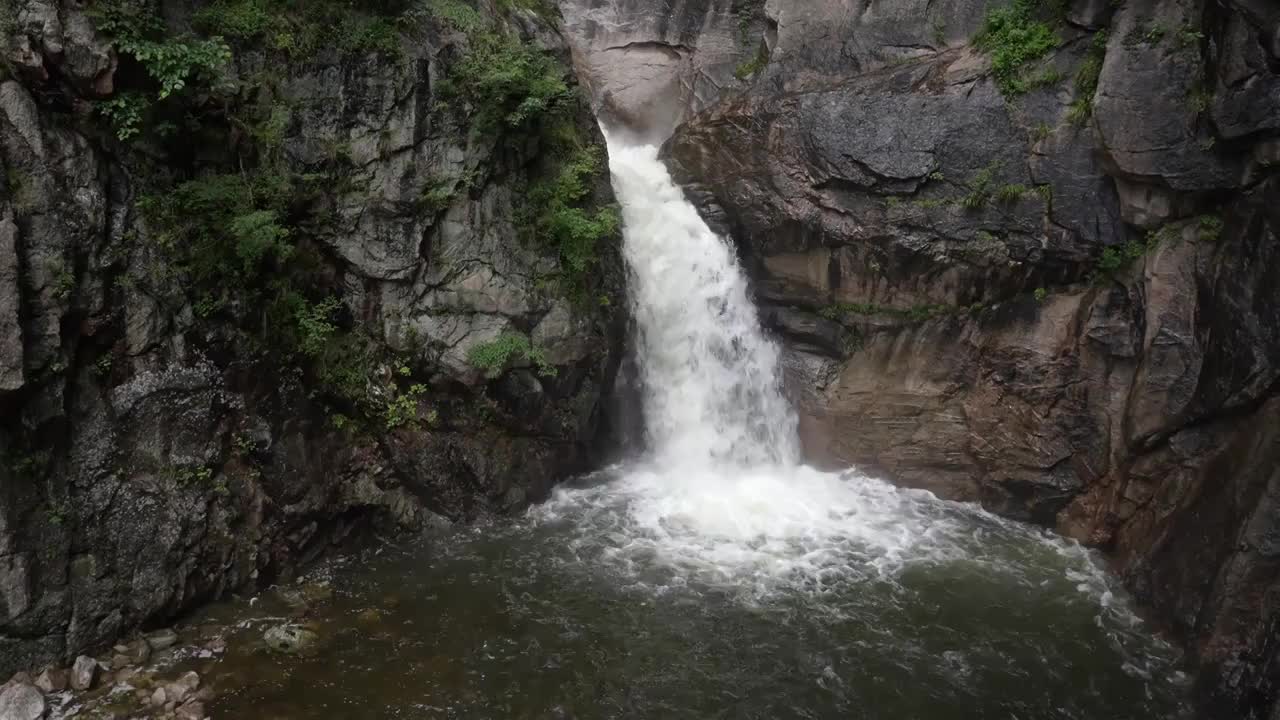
0, 683, 44, 720
69, 656, 97, 691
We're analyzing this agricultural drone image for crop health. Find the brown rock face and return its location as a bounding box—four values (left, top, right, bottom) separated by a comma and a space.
656, 0, 1280, 717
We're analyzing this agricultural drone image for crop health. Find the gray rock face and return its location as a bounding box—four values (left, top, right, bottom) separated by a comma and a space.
655, 0, 1280, 718
0, 0, 625, 681
555, 0, 761, 137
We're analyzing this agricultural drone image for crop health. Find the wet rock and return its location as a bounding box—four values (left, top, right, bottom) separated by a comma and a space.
263, 625, 318, 655
31, 668, 65, 694
120, 639, 151, 666
355, 608, 383, 626
145, 629, 178, 651
164, 671, 200, 704
110, 667, 139, 687
69, 656, 97, 691
0, 682, 44, 720
175, 700, 205, 720
150, 686, 167, 707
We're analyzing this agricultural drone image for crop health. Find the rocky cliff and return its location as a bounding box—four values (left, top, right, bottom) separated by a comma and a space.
0, 0, 626, 676
559, 0, 1280, 717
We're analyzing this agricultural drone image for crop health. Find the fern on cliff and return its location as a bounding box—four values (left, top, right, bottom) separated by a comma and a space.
975, 0, 1060, 96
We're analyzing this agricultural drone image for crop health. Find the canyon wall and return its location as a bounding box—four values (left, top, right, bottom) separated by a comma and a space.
557, 0, 1280, 717
0, 0, 626, 675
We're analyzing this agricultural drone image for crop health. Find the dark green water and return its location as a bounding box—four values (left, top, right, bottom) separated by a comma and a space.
199, 467, 1191, 720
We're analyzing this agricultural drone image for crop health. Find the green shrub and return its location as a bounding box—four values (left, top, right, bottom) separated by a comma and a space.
294, 297, 342, 357
960, 162, 1001, 209
428, 0, 488, 32
1067, 30, 1107, 124
1197, 215, 1223, 241
995, 184, 1027, 203
468, 333, 556, 377
97, 93, 149, 141
384, 383, 428, 430
92, 0, 232, 99
975, 0, 1060, 97
1033, 287, 1047, 302
194, 0, 409, 57
528, 144, 620, 280
447, 30, 572, 132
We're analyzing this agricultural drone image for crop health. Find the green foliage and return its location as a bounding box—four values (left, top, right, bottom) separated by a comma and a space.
1197, 215, 1224, 241
230, 209, 293, 271
384, 383, 428, 430
51, 264, 75, 300
418, 180, 456, 214
139, 172, 294, 287
97, 93, 149, 141
1177, 25, 1204, 49
427, 0, 488, 32
447, 30, 572, 132
735, 39, 770, 81
467, 333, 556, 377
730, 0, 768, 40
295, 297, 342, 357
194, 0, 409, 57
1030, 122, 1053, 141
1125, 23, 1166, 47
1189, 83, 1212, 113
961, 162, 1001, 209
4, 167, 36, 213
975, 0, 1060, 97
173, 464, 215, 485
995, 183, 1028, 203
1068, 30, 1106, 124
1092, 227, 1171, 281
1033, 287, 1047, 302
45, 502, 70, 526
92, 0, 232, 99
528, 144, 620, 280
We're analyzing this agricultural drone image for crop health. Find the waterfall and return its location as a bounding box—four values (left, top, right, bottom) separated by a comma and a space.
529, 136, 1152, 619
608, 141, 799, 469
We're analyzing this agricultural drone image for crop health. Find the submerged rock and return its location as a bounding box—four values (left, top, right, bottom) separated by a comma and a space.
263, 625, 319, 655
145, 629, 179, 651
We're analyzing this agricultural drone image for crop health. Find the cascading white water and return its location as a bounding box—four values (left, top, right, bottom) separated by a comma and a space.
534, 137, 1133, 611
610, 141, 799, 469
